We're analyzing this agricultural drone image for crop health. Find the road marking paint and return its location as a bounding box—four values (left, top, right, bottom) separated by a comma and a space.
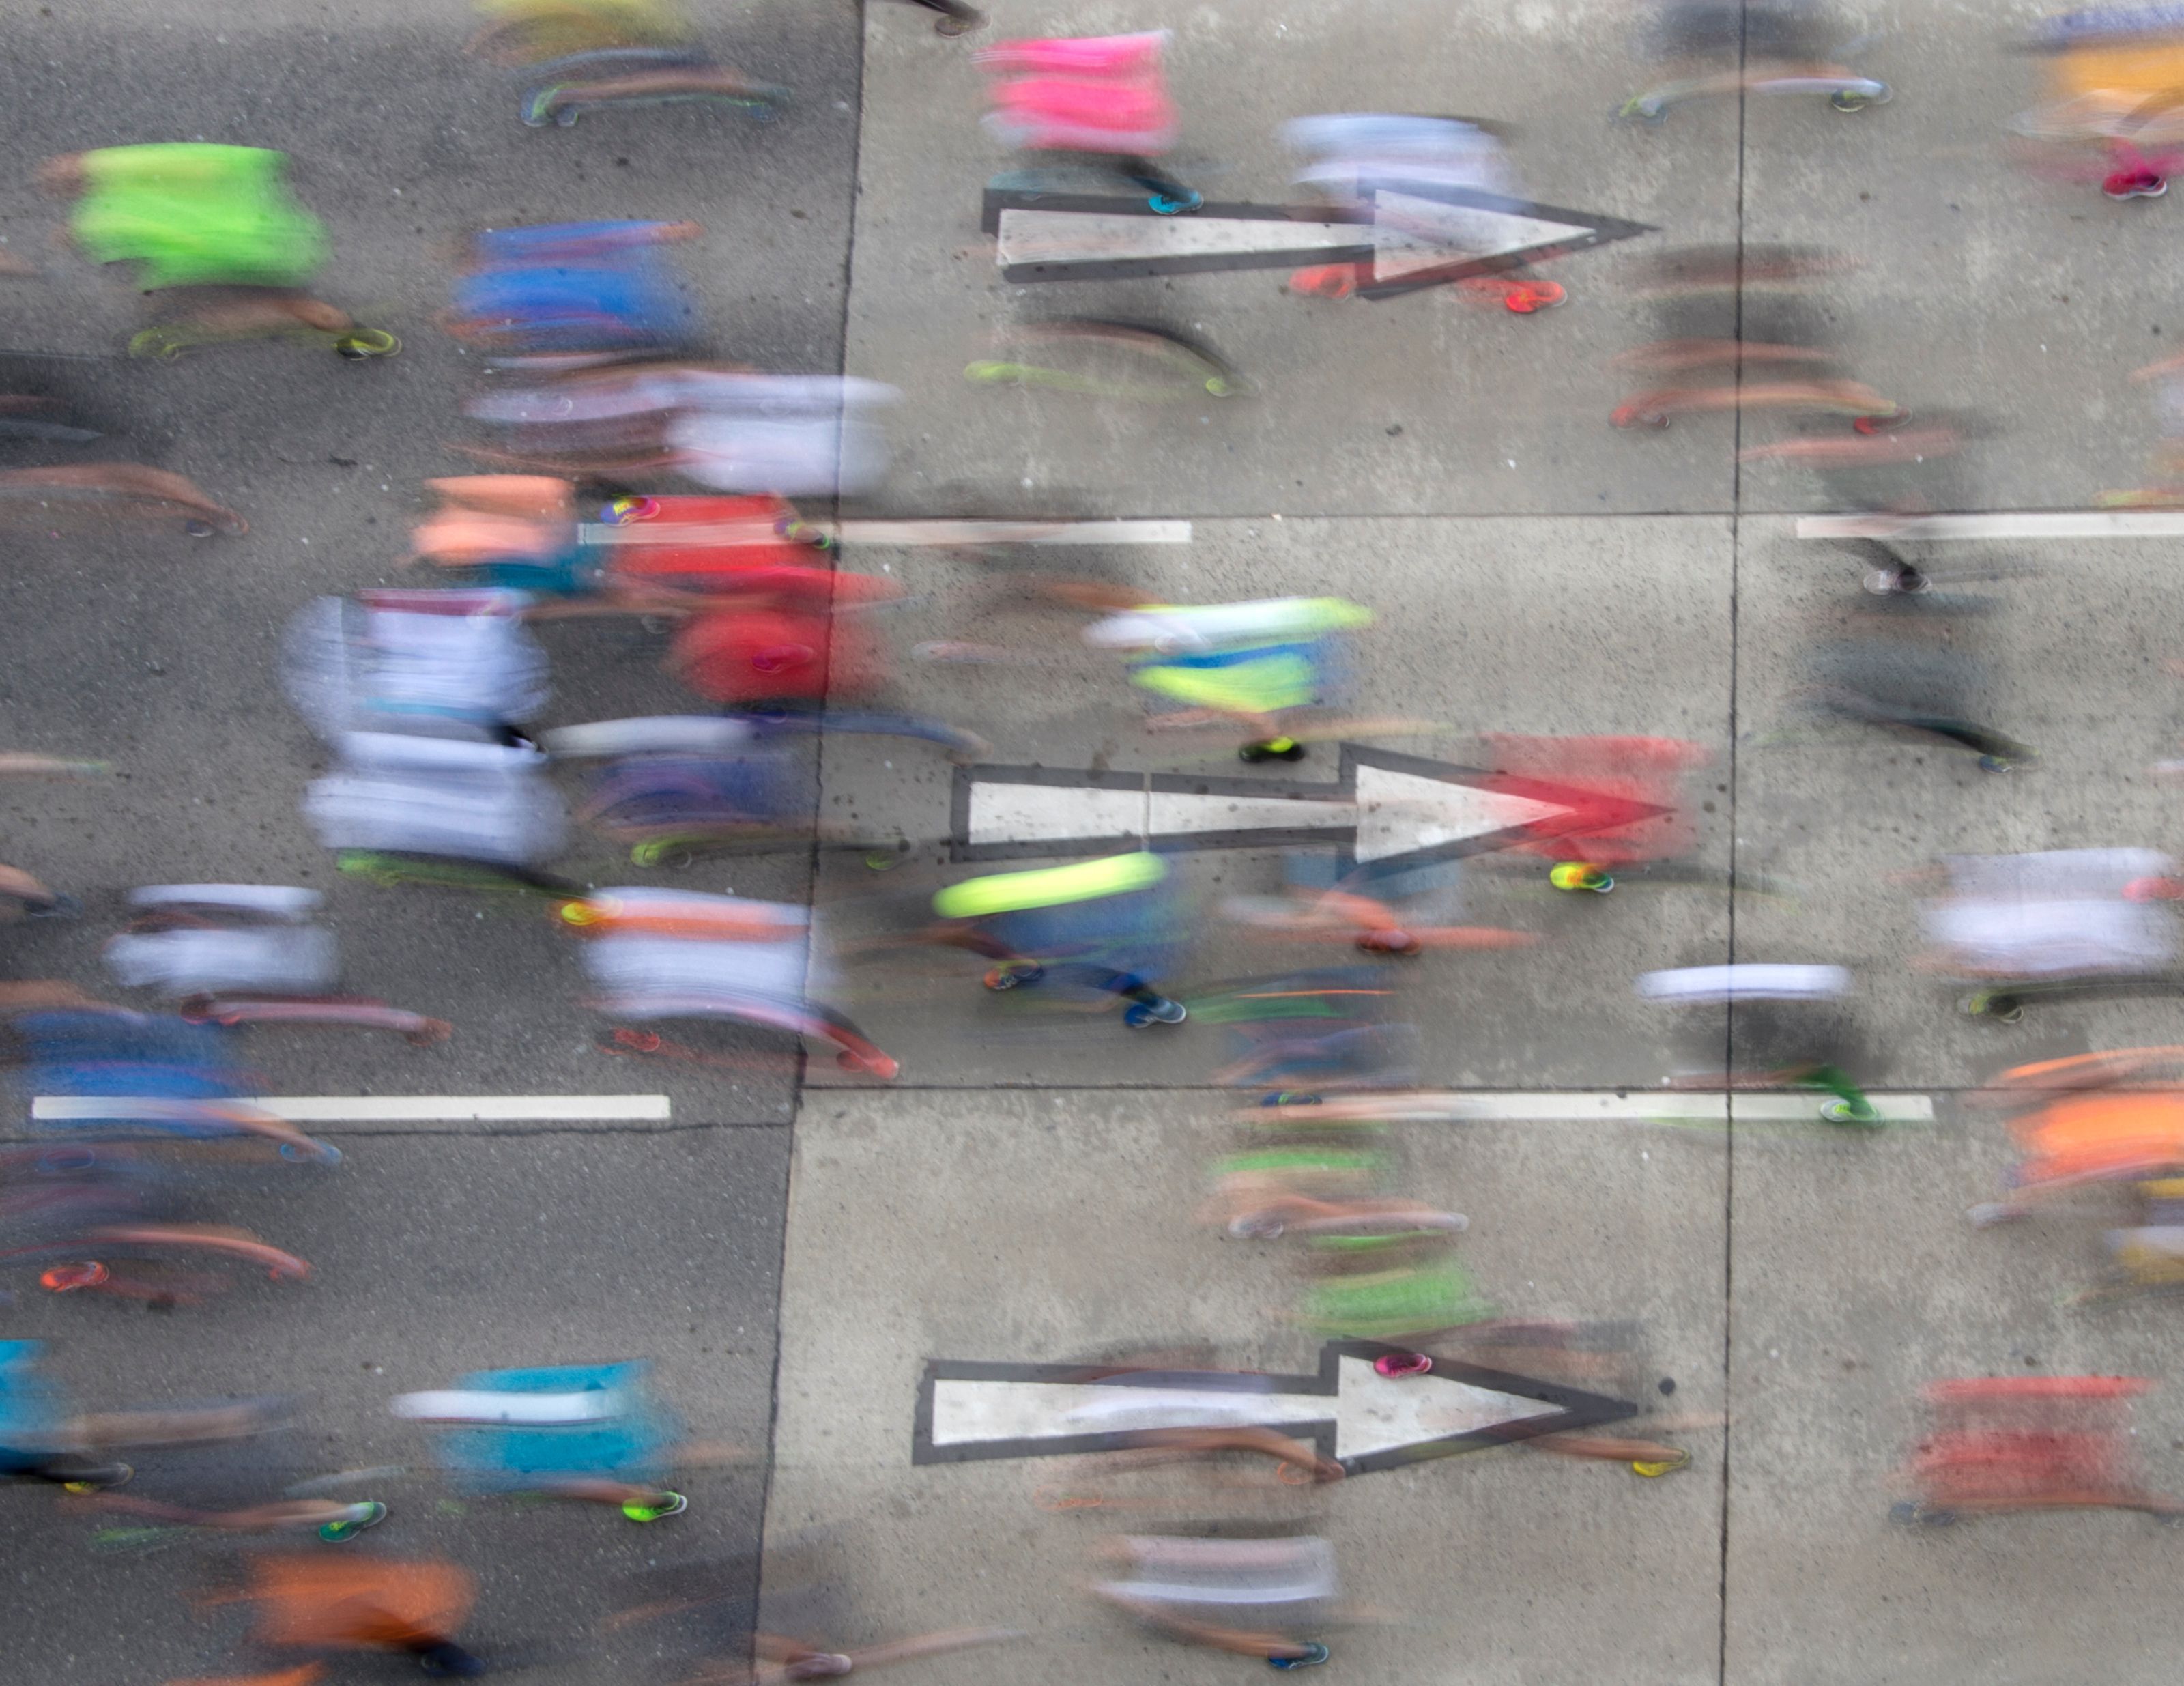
951, 747, 1663, 866
1249, 1091, 1936, 1124
1799, 512, 2184, 541
915, 1344, 1633, 1475
31, 1094, 672, 1125
1370, 190, 1598, 281
580, 518, 1192, 549
997, 207, 1368, 271
981, 186, 1652, 295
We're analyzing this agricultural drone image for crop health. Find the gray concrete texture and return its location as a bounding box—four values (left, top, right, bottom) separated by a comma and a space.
850, 0, 2184, 519
809, 513, 1736, 1087
771, 1089, 1727, 1685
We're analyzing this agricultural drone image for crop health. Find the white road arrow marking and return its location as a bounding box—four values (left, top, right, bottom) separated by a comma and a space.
966, 780, 1160, 850
1350, 761, 1568, 862
915, 1343, 1633, 1475
982, 185, 1653, 291
996, 208, 1367, 270
1149, 784, 1355, 838
951, 746, 1658, 866
1369, 190, 1600, 283
967, 770, 1555, 855
26, 1094, 672, 1130
932, 1359, 1557, 1461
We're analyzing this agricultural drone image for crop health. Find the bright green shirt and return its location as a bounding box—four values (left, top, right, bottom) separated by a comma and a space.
72, 144, 328, 290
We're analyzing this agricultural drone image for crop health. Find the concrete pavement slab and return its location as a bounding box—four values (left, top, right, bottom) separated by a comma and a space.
1721, 1097, 2184, 1686
851, 0, 1734, 519
1723, 515, 2184, 1683
1735, 0, 2183, 515
767, 1085, 1727, 1685
808, 512, 1736, 1087
1733, 515, 2184, 1091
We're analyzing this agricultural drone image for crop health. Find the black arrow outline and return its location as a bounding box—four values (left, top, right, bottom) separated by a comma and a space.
912, 1339, 1636, 1476
979, 184, 1654, 290
947, 744, 1669, 868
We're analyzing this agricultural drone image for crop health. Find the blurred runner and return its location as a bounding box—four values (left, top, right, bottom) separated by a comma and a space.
1891, 1378, 2183, 1524
468, 0, 788, 128
1197, 969, 1418, 1098
2009, 6, 2184, 199
283, 589, 551, 746
1091, 1533, 1337, 1667
1964, 1048, 2184, 1242
612, 1537, 1021, 1684
461, 364, 902, 497
14, 1008, 339, 1162
1432, 1319, 1698, 1474
446, 220, 702, 368
927, 853, 1190, 1027
1919, 848, 2183, 1021
406, 476, 588, 589
977, 31, 1203, 212
1611, 245, 1906, 434
0, 754, 101, 923
74, 1488, 384, 1543
0, 1136, 313, 1309
547, 715, 813, 862
1221, 851, 1538, 956
655, 372, 900, 498
442, 225, 901, 491
1083, 597, 1377, 763
1973, 1084, 2184, 1225
1205, 1078, 1460, 1242
560, 887, 900, 1077
665, 558, 987, 760
212, 1554, 485, 1677
0, 461, 246, 537
407, 481, 828, 612
304, 732, 577, 898
1282, 113, 1564, 311
885, 0, 985, 34
1794, 597, 2037, 771
40, 145, 396, 360
1615, 1, 1889, 123
1, 1340, 283, 1492
104, 885, 451, 1046
966, 317, 1247, 401
1476, 732, 1707, 894
393, 1360, 689, 1521
1293, 1229, 1493, 1348
1637, 963, 1880, 1123
2103, 345, 2184, 504
1740, 408, 1992, 594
